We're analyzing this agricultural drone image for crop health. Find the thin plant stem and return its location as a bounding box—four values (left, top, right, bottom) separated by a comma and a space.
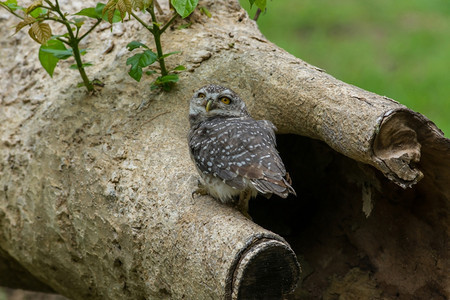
130, 11, 153, 33
46, 17, 68, 25
154, 0, 163, 15
147, 4, 168, 76
56, 37, 69, 44
79, 19, 102, 41
153, 29, 167, 76
46, 0, 93, 91
43, 0, 56, 10
160, 13, 178, 34
253, 8, 261, 21
75, 23, 81, 38
69, 37, 93, 91
0, 4, 24, 19
53, 0, 60, 11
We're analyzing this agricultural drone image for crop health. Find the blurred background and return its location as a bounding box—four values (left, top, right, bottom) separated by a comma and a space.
240, 0, 450, 136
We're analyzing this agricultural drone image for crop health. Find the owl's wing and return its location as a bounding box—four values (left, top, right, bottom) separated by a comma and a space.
189, 118, 295, 197
256, 119, 277, 145
239, 120, 296, 198
188, 119, 247, 190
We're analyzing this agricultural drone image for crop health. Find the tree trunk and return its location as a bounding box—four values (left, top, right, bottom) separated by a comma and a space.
0, 1, 449, 299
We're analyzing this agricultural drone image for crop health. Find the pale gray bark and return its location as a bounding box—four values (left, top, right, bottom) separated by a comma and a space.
0, 0, 449, 299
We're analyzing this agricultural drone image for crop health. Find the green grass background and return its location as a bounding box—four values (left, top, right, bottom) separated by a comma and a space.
240, 0, 450, 136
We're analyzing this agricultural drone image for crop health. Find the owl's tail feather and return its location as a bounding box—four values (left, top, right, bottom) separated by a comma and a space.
284, 172, 297, 196
251, 177, 296, 198
284, 178, 297, 197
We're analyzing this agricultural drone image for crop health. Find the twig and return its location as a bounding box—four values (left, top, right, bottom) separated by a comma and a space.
160, 13, 178, 34
79, 19, 102, 41
154, 0, 163, 15
142, 111, 170, 126
131, 11, 153, 33
253, 8, 261, 21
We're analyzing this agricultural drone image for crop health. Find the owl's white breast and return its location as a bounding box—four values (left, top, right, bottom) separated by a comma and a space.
199, 171, 257, 204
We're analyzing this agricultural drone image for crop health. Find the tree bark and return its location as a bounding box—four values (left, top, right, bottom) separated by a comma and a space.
0, 247, 55, 293
0, 0, 449, 299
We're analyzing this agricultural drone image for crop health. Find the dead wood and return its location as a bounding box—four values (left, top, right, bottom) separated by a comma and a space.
0, 0, 449, 299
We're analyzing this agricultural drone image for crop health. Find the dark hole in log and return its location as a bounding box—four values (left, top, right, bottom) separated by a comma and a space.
249, 134, 449, 299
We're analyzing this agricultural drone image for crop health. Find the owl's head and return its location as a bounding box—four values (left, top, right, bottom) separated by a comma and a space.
189, 84, 249, 126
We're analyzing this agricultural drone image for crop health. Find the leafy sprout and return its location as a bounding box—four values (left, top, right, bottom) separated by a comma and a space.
103, 0, 199, 91
0, 0, 115, 92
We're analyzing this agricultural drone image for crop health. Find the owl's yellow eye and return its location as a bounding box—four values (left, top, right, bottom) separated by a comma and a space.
198, 93, 206, 98
220, 97, 231, 105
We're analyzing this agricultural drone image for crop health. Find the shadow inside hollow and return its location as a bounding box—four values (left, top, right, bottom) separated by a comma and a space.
249, 134, 449, 299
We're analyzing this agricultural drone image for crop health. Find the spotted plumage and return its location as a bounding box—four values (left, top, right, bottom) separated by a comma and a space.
188, 84, 296, 216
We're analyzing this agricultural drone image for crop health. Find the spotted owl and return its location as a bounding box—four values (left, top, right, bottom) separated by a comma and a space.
188, 84, 296, 217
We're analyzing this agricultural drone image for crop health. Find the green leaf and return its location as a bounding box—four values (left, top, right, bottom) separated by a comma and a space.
96, 2, 122, 23
50, 33, 70, 39
145, 70, 157, 75
126, 40, 148, 51
40, 48, 73, 59
29, 7, 46, 18
74, 6, 102, 19
25, 0, 42, 14
151, 73, 180, 91
156, 74, 179, 84
91, 79, 104, 87
199, 6, 211, 18
73, 17, 86, 28
69, 62, 93, 69
2, 0, 23, 11
152, 21, 162, 27
128, 65, 143, 82
39, 39, 66, 77
173, 65, 186, 71
150, 83, 160, 90
254, 0, 266, 11
160, 51, 181, 59
171, 0, 198, 18
127, 50, 157, 67
177, 22, 191, 30
126, 50, 157, 81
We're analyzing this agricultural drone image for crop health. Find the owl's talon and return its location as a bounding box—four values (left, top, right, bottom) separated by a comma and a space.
239, 209, 253, 220
197, 179, 204, 188
237, 190, 253, 220
192, 181, 208, 198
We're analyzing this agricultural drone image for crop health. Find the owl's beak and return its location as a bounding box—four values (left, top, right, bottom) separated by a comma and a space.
205, 99, 213, 112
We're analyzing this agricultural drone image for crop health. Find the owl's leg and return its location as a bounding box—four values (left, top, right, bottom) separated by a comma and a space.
237, 190, 252, 220
192, 180, 208, 198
